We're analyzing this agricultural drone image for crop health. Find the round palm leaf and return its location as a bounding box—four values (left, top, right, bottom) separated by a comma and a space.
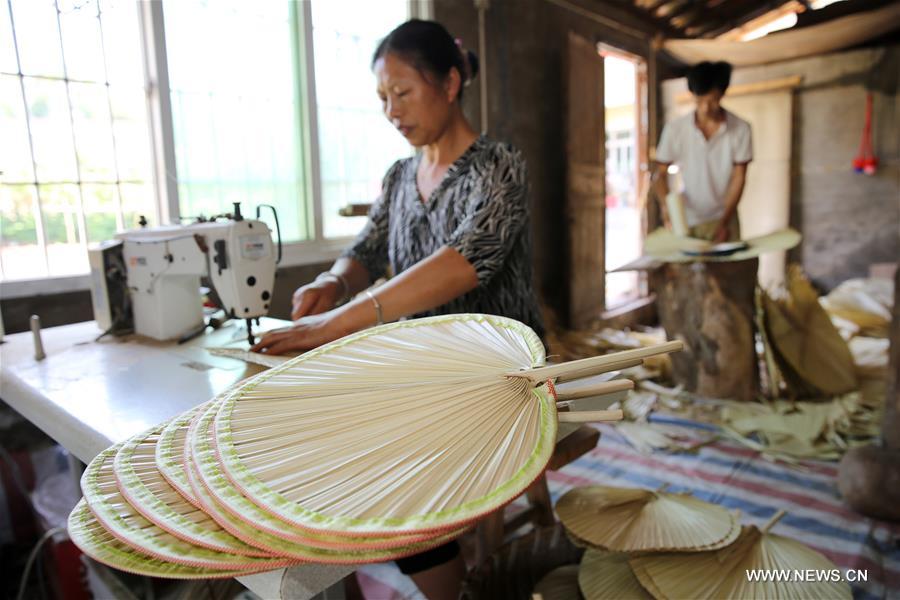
213, 314, 556, 536
186, 400, 468, 562
578, 549, 651, 600
556, 485, 739, 552
113, 420, 270, 557
534, 565, 582, 600
156, 402, 207, 506
629, 523, 852, 600
80, 441, 296, 571
643, 228, 801, 263
68, 499, 263, 580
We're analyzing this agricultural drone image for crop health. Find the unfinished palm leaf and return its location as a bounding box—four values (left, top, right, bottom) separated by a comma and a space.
820, 277, 893, 338
761, 266, 858, 396
533, 565, 582, 600
212, 315, 679, 536
642, 228, 801, 264
630, 511, 851, 600
578, 549, 651, 600
556, 485, 739, 552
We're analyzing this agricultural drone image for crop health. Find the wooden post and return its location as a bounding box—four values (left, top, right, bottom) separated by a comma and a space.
838, 265, 900, 521
652, 259, 760, 401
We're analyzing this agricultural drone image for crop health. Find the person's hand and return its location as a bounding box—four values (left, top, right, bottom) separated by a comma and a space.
712, 223, 729, 243
251, 312, 345, 355
291, 278, 341, 320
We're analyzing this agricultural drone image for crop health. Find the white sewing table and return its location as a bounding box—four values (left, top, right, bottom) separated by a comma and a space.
0, 318, 352, 599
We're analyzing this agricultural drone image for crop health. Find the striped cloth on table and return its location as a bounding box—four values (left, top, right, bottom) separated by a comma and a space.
546, 415, 900, 600
357, 415, 900, 599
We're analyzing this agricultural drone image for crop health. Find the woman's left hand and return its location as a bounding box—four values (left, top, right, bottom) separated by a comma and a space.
251, 312, 346, 355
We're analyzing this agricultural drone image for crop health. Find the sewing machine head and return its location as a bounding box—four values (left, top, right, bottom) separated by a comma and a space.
110, 203, 280, 344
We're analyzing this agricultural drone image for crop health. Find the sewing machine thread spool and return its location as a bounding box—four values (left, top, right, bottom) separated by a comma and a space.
30, 314, 46, 361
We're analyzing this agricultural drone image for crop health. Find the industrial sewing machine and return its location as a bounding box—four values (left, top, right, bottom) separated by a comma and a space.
89, 203, 280, 345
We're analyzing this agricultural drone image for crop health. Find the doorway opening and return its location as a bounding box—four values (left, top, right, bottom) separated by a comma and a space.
600, 46, 648, 309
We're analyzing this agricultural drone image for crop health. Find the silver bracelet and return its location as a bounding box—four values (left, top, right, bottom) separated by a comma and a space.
316, 271, 349, 302
364, 289, 384, 326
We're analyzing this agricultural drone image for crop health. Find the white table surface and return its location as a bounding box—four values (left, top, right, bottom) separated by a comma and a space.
0, 318, 352, 599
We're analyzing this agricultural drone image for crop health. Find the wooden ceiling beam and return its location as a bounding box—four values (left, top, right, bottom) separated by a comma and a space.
721, 0, 795, 30
662, 0, 696, 21
673, 7, 707, 29
642, 0, 672, 13
612, 0, 687, 38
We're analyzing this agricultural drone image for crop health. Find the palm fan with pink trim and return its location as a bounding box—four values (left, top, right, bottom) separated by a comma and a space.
69, 314, 681, 578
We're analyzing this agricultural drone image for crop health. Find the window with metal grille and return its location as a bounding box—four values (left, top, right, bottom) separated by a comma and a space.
1, 0, 153, 282
0, 0, 422, 294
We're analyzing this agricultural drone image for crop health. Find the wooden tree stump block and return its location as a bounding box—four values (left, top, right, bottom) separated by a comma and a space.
652, 259, 760, 402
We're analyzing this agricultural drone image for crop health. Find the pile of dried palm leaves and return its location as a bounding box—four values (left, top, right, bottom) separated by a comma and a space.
543, 267, 892, 464
533, 485, 851, 600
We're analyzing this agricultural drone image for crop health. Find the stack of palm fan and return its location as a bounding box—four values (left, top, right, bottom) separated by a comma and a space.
552, 485, 851, 600
68, 314, 682, 578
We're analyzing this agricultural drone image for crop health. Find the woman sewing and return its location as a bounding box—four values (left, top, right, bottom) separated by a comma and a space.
252, 19, 543, 600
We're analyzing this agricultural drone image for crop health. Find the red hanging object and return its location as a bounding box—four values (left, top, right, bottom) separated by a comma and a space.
852, 93, 878, 175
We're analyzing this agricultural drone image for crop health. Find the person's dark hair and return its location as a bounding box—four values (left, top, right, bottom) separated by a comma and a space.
687, 61, 732, 96
372, 19, 479, 101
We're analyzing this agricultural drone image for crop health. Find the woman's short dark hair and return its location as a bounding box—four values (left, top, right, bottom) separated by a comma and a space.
372, 19, 479, 101
687, 61, 732, 96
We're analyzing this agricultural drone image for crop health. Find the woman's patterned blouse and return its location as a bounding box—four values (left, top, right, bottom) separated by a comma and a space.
341, 135, 545, 338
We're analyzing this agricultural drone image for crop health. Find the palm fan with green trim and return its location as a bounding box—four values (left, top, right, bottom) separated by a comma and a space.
79, 441, 295, 571
190, 400, 464, 557
68, 499, 263, 579
68, 314, 681, 577
212, 315, 678, 536
113, 421, 271, 557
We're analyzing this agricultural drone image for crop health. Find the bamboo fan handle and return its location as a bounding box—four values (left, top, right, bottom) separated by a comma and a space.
557, 409, 624, 423
554, 379, 633, 401
508, 341, 684, 384
761, 509, 786, 533
555, 358, 643, 383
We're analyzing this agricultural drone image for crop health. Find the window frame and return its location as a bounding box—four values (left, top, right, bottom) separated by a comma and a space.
0, 0, 432, 300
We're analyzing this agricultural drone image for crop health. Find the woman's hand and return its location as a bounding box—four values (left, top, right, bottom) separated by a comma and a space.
291, 279, 341, 320
251, 312, 346, 355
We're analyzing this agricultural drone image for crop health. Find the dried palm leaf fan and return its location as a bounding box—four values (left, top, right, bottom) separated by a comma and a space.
189, 399, 468, 559
212, 315, 681, 537
113, 420, 271, 557
156, 403, 207, 506
79, 440, 297, 571
630, 511, 852, 600
556, 485, 739, 552
578, 549, 652, 600
533, 565, 582, 600
68, 499, 262, 580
